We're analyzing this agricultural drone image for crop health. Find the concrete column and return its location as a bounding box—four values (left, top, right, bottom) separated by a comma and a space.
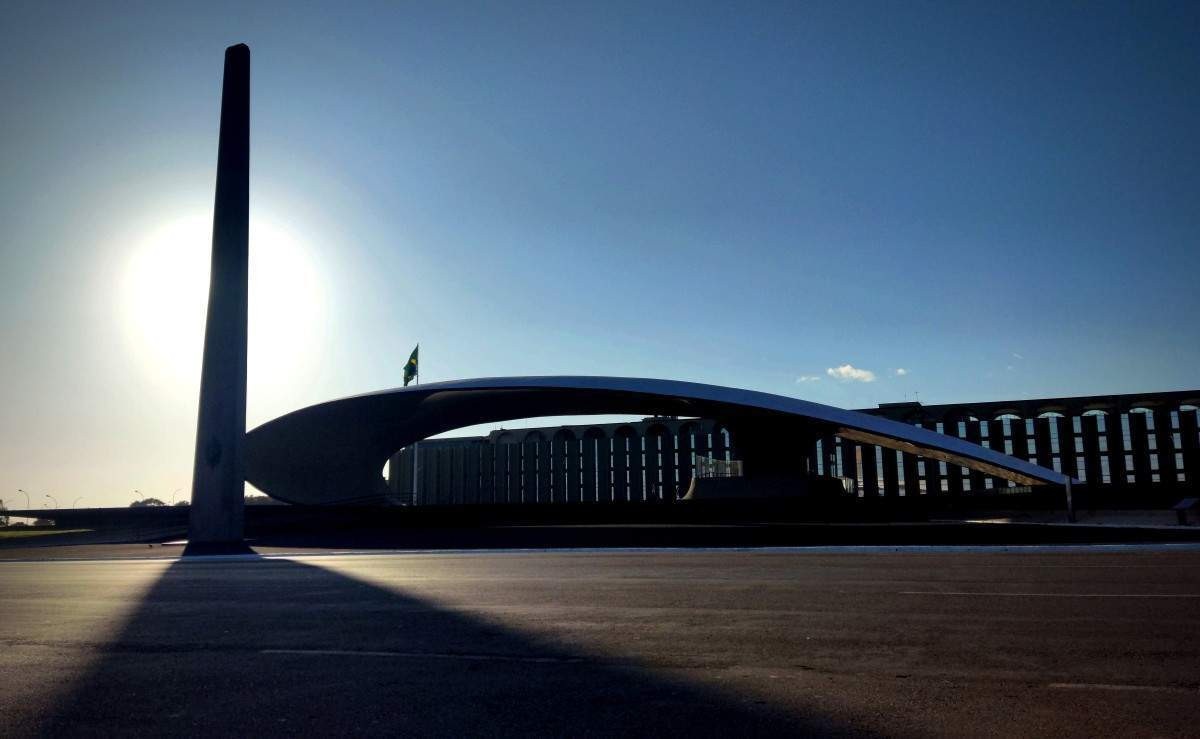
505, 444, 521, 503
581, 433, 599, 502
612, 430, 632, 502
479, 443, 495, 504
1058, 416, 1079, 482
565, 435, 582, 503
964, 420, 985, 493
943, 421, 964, 497
1154, 408, 1178, 489
463, 444, 480, 504
1034, 417, 1053, 470
1010, 419, 1030, 465
1081, 414, 1103, 490
922, 420, 943, 495
551, 432, 569, 503
627, 433, 645, 502
901, 450, 919, 497
881, 447, 899, 497
674, 427, 693, 499
840, 438, 859, 495
537, 436, 553, 503
1180, 408, 1200, 491
984, 419, 1009, 491
1105, 412, 1127, 488
859, 444, 878, 498
522, 436, 539, 503
1128, 412, 1153, 492
595, 435, 613, 503
188, 45, 250, 549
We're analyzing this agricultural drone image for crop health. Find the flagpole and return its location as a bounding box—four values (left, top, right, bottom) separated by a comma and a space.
410, 355, 419, 505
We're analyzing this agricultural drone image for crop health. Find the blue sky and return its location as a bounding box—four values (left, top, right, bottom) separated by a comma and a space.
1, 2, 1197, 507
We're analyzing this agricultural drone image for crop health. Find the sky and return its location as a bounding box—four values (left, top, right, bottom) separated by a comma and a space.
1, 1, 1198, 509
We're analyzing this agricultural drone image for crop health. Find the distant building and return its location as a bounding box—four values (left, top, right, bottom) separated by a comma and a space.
387, 389, 1199, 507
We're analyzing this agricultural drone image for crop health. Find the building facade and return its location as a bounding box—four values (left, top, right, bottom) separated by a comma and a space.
387, 390, 1200, 507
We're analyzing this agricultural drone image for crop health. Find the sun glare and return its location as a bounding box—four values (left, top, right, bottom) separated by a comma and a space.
121, 214, 324, 401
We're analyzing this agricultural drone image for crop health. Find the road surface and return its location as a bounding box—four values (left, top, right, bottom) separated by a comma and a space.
2, 547, 1198, 736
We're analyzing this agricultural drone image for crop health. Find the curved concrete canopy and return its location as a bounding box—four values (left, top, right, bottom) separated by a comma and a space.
245, 376, 1069, 505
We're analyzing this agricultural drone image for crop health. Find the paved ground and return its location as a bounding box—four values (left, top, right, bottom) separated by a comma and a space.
2, 548, 1198, 737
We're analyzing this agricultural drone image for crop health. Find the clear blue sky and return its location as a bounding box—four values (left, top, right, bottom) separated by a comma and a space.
1, 2, 1197, 507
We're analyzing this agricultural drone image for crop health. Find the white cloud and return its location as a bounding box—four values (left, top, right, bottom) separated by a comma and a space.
796, 375, 821, 383
894, 368, 908, 376
826, 364, 876, 383
1011, 352, 1024, 360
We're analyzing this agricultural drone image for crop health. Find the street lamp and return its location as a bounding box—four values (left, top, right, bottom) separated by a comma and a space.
16, 489, 30, 509
171, 488, 183, 505
45, 493, 58, 508
72, 497, 84, 509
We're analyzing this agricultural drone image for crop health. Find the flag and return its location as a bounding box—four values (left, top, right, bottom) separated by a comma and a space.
403, 344, 419, 386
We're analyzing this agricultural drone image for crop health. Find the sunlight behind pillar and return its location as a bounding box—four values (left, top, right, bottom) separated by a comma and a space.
188, 44, 250, 549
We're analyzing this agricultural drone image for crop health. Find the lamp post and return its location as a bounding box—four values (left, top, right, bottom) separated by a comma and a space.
133, 489, 142, 505
72, 497, 84, 509
45, 493, 58, 508
17, 489, 30, 509
171, 488, 183, 505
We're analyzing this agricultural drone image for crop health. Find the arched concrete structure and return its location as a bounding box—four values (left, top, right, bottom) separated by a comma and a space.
245, 376, 1068, 505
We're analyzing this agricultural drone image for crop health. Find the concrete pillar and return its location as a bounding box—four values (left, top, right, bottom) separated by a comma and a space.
565, 434, 582, 503
1180, 408, 1199, 491
922, 420, 943, 495
537, 436, 552, 503
612, 430, 632, 502
1081, 414, 1103, 490
1106, 411, 1128, 488
676, 429, 696, 499
964, 420, 985, 493
550, 432, 567, 503
505, 443, 521, 504
1058, 416, 1079, 482
1128, 412, 1153, 492
522, 436, 539, 503
881, 447, 899, 497
1010, 419, 1030, 465
840, 437, 859, 494
628, 433, 645, 502
479, 443, 495, 504
581, 432, 600, 502
595, 434, 613, 503
463, 444, 479, 504
1034, 417, 1053, 471
1155, 408, 1178, 490
643, 430, 663, 501
860, 444, 878, 498
901, 450, 919, 497
188, 45, 250, 549
943, 421, 964, 497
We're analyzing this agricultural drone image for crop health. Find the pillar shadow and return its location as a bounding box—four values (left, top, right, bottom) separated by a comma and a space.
42, 556, 877, 737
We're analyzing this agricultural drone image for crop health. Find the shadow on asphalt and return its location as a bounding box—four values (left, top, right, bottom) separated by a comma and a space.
43, 556, 874, 736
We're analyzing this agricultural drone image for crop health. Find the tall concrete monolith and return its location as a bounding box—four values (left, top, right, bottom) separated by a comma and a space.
188, 44, 250, 549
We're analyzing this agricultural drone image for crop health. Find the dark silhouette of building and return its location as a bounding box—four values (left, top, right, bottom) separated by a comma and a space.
245, 376, 1066, 506
385, 389, 1198, 508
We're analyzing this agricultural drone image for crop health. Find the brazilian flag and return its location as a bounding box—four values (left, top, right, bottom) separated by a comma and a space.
403, 344, 419, 386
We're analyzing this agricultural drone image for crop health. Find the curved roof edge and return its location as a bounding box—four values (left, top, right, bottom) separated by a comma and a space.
246, 376, 1069, 505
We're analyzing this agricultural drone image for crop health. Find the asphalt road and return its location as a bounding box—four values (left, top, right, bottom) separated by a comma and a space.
2, 548, 1199, 737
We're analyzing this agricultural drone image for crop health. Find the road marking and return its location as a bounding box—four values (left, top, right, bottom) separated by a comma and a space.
5, 541, 1200, 565
1047, 683, 1198, 694
261, 648, 584, 664
900, 591, 1200, 598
